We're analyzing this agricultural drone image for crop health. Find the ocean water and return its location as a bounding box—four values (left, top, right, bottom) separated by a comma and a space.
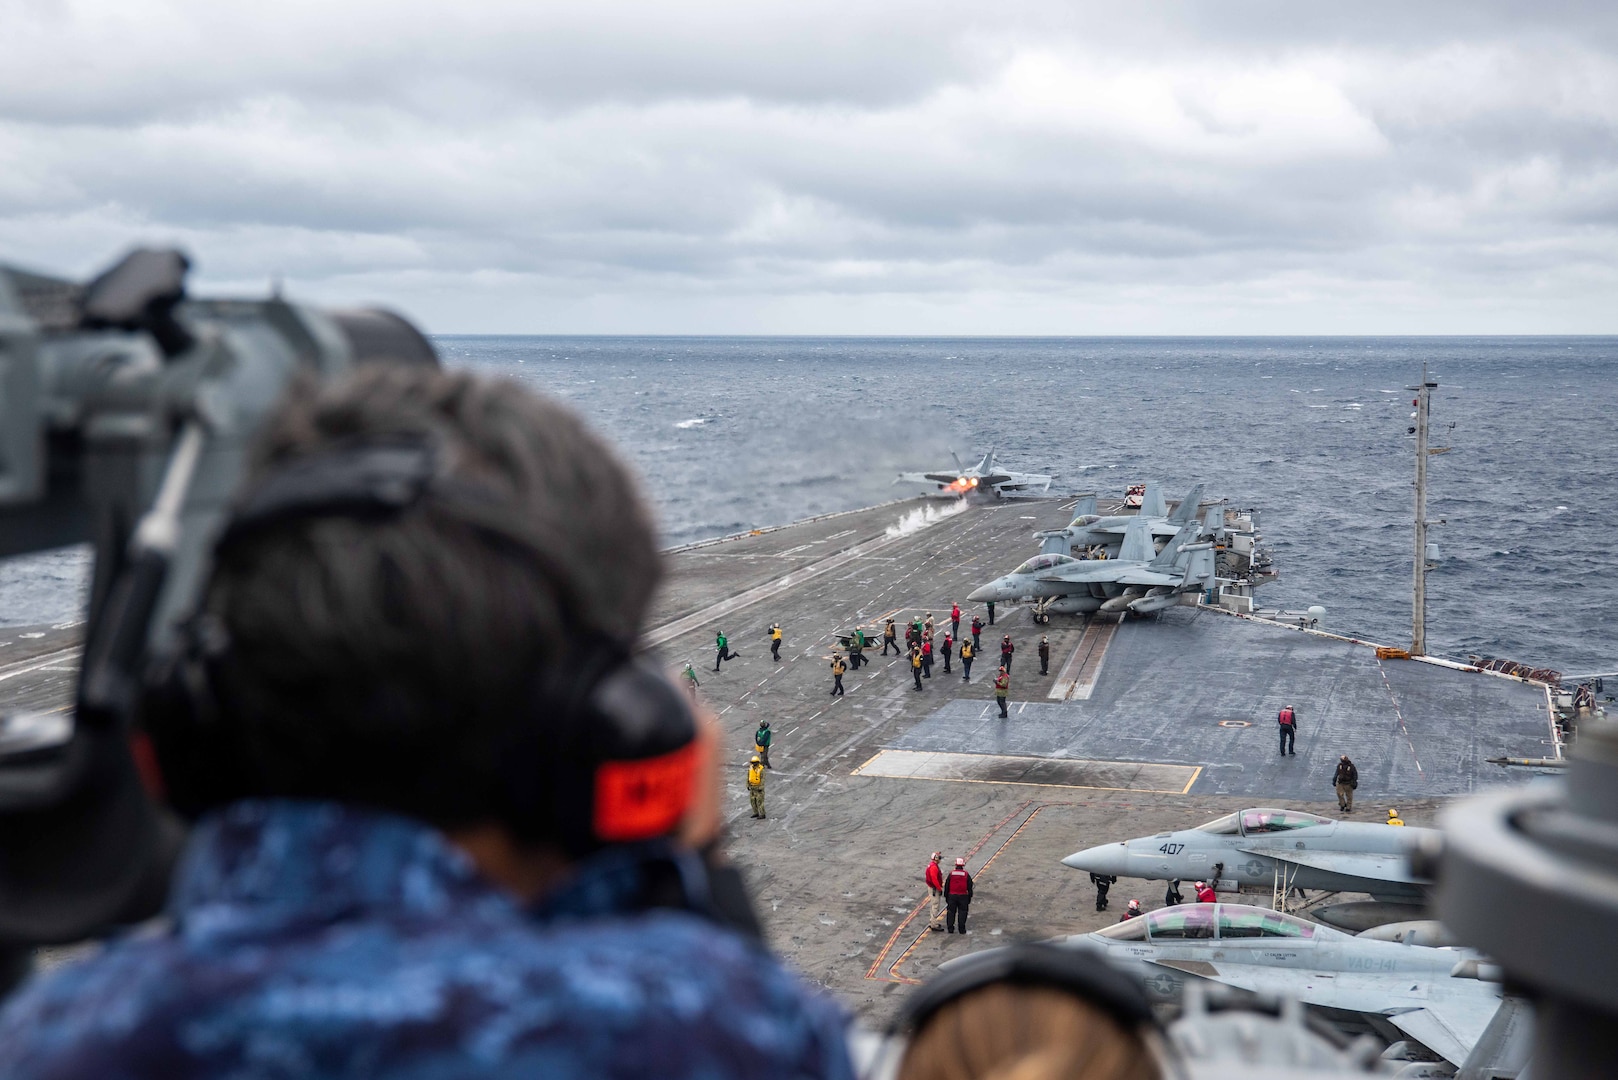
4, 337, 1615, 676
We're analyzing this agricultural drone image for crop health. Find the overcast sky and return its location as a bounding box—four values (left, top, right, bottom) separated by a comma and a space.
2, 1, 1615, 334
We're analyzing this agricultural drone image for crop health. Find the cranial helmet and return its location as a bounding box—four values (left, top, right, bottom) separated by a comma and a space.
955, 858, 966, 867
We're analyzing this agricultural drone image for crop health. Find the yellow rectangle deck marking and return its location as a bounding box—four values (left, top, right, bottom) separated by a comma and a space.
851, 749, 1200, 794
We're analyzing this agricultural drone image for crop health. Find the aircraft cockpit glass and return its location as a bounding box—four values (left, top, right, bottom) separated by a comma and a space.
1194, 812, 1241, 835
1012, 554, 1079, 575
1145, 906, 1216, 940
1238, 809, 1334, 835
1217, 908, 1317, 940
1068, 515, 1100, 528
1093, 918, 1148, 941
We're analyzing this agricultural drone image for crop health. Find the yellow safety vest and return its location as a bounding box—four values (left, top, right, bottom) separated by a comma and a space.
771, 628, 782, 641
747, 764, 764, 788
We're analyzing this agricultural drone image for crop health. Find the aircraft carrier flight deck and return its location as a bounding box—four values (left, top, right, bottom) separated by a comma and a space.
0, 492, 1555, 1022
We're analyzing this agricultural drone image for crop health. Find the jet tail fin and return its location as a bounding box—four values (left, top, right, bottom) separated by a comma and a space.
1038, 532, 1070, 557
1149, 522, 1202, 571
1167, 484, 1206, 525
1139, 482, 1167, 519
1119, 517, 1155, 563
1071, 493, 1097, 518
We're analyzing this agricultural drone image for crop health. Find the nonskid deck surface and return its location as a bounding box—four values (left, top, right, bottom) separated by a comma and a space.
643, 496, 1550, 1016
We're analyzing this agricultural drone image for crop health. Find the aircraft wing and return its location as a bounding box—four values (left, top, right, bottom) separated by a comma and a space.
995, 471, 1052, 491
1109, 569, 1185, 587
1162, 962, 1500, 1067
1238, 846, 1430, 886
1387, 1000, 1503, 1069
895, 471, 962, 484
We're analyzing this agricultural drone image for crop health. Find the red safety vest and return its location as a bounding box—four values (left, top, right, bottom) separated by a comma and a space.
1196, 885, 1217, 903
1279, 708, 1295, 728
946, 869, 971, 896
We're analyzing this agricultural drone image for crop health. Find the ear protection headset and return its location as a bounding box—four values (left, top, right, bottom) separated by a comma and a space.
139, 435, 699, 858
891, 942, 1156, 1038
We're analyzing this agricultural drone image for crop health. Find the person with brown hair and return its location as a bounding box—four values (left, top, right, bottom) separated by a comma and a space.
895, 945, 1160, 1080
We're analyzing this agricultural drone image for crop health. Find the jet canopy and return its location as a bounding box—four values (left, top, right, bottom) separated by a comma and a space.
1093, 904, 1329, 942
1193, 808, 1336, 836
1011, 553, 1081, 576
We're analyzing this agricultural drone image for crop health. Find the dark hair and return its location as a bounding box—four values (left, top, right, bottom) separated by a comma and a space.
200, 367, 662, 829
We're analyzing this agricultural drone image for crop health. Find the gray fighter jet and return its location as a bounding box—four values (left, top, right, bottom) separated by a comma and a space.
948, 904, 1503, 1069
1035, 483, 1208, 557
1061, 807, 1435, 902
967, 516, 1216, 619
895, 449, 1052, 497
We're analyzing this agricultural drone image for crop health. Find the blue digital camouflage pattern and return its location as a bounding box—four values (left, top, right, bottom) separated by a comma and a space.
0, 799, 855, 1079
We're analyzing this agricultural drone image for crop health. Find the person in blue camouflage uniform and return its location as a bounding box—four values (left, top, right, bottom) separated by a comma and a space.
0, 368, 855, 1080
0, 800, 851, 1078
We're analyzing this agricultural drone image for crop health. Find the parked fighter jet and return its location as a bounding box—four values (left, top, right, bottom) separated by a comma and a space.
967, 516, 1217, 620
894, 450, 1052, 497
1061, 807, 1434, 902
948, 904, 1504, 1069
1036, 483, 1208, 557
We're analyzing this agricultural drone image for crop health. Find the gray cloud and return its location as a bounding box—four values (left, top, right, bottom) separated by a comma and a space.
1, 0, 1615, 332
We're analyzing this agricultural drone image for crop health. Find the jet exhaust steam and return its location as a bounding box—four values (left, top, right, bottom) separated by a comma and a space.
885, 500, 968, 539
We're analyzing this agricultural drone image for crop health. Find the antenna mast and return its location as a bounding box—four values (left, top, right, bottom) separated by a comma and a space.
1411, 366, 1439, 655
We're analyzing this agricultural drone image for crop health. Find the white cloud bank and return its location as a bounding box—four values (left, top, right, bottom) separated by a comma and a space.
2, 0, 1616, 333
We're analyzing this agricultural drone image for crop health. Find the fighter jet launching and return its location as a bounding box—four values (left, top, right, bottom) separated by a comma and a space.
967, 515, 1218, 620
1061, 807, 1435, 902
1035, 483, 1209, 557
946, 904, 1506, 1070
894, 450, 1052, 497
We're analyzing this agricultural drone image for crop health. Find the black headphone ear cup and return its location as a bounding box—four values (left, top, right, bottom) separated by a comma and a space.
498, 649, 699, 856
139, 619, 248, 819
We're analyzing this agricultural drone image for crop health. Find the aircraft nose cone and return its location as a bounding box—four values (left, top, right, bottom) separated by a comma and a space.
1061, 842, 1130, 878
966, 582, 999, 603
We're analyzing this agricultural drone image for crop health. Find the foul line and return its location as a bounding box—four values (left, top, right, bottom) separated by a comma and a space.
864, 799, 1035, 984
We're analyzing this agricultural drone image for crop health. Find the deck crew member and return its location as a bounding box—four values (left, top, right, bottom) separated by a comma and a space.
769, 623, 783, 662
883, 619, 899, 656
1386, 808, 1405, 826
911, 645, 925, 691
970, 616, 983, 652
924, 613, 934, 639
747, 755, 767, 819
1089, 872, 1116, 912
755, 721, 773, 769
1277, 704, 1297, 756
993, 667, 1010, 718
830, 654, 847, 696
944, 858, 974, 934
850, 627, 867, 669
1037, 635, 1050, 676
950, 602, 961, 639
681, 661, 700, 698
1121, 899, 1143, 921
921, 638, 933, 678
1194, 880, 1217, 903
940, 633, 953, 674
960, 639, 974, 681
1165, 880, 1184, 906
924, 852, 946, 928
1333, 755, 1358, 812
986, 600, 996, 625
714, 629, 740, 670
999, 634, 1014, 673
